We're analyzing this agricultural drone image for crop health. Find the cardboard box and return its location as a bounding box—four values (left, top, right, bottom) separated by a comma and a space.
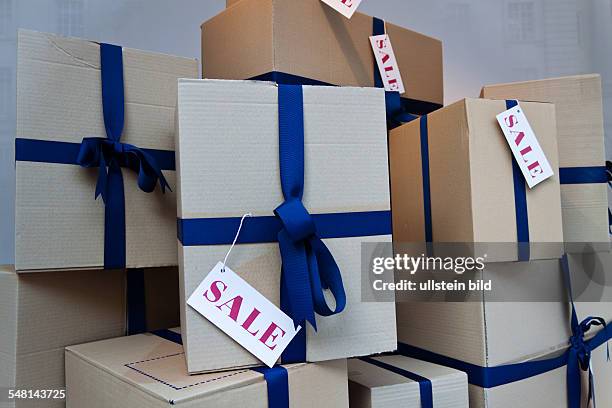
481, 75, 609, 248
0, 265, 126, 408
389, 98, 564, 262
15, 30, 198, 272
348, 355, 468, 408
0, 265, 183, 408
176, 79, 396, 373
202, 0, 443, 114
396, 254, 612, 407
65, 329, 349, 408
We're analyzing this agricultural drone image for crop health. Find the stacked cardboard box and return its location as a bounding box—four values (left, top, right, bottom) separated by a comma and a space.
202, 0, 443, 117
65, 329, 349, 408
389, 76, 611, 407
481, 75, 609, 250
0, 265, 183, 408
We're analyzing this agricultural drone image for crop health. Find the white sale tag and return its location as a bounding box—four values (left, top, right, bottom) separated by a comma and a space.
187, 262, 301, 368
319, 0, 363, 19
369, 34, 405, 94
496, 103, 554, 188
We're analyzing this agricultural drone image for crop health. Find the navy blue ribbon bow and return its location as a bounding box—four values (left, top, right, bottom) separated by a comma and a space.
275, 85, 347, 332
562, 254, 611, 408
79, 43, 169, 269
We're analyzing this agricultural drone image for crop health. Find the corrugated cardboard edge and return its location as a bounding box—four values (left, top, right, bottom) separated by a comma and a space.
65, 341, 277, 405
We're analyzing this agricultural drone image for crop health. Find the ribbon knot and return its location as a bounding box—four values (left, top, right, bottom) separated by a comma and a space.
275, 199, 316, 242
77, 137, 170, 203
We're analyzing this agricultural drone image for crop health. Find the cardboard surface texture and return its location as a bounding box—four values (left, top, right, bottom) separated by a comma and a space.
15, 30, 198, 272
348, 355, 468, 408
397, 251, 612, 407
481, 75, 609, 247
176, 79, 396, 373
203, 0, 443, 108
389, 98, 564, 262
65, 330, 349, 408
0, 265, 182, 408
0, 265, 126, 408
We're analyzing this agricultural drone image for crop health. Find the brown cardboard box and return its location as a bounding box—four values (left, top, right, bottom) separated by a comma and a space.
15, 30, 198, 272
0, 266, 182, 408
65, 329, 349, 408
202, 0, 443, 113
389, 98, 564, 262
176, 80, 396, 374
348, 355, 468, 408
396, 253, 612, 408
0, 266, 125, 408
481, 75, 609, 248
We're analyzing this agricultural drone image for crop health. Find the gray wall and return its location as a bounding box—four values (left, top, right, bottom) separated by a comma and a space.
1, 0, 611, 264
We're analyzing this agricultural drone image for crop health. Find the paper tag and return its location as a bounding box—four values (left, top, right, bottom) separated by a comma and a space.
187, 262, 301, 368
319, 0, 362, 19
496, 103, 554, 188
369, 34, 405, 94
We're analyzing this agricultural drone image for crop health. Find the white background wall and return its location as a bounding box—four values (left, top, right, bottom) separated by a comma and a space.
0, 0, 611, 264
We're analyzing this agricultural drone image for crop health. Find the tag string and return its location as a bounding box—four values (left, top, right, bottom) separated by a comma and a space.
222, 213, 252, 272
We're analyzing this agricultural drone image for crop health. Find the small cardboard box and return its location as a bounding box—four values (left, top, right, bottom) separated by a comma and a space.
348, 355, 469, 408
0, 265, 183, 408
389, 98, 564, 262
0, 265, 126, 408
15, 30, 198, 272
397, 254, 612, 407
176, 79, 396, 373
481, 75, 609, 248
65, 329, 349, 408
202, 0, 443, 114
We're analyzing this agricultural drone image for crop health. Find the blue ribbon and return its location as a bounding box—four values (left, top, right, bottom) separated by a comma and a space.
419, 115, 433, 244
14, 43, 172, 270
561, 254, 610, 408
275, 85, 346, 331
252, 366, 290, 408
177, 211, 391, 246
152, 331, 289, 408
126, 268, 147, 335
397, 255, 612, 408
505, 100, 530, 261
359, 357, 433, 408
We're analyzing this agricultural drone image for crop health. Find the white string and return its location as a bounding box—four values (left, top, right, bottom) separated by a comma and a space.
222, 213, 252, 273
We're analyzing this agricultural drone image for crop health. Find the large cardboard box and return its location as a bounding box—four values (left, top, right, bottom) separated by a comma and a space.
202, 0, 443, 115
0, 266, 183, 408
389, 98, 564, 262
0, 266, 125, 408
15, 30, 198, 272
348, 355, 469, 408
481, 75, 609, 248
176, 79, 396, 373
65, 329, 349, 408
396, 253, 612, 408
